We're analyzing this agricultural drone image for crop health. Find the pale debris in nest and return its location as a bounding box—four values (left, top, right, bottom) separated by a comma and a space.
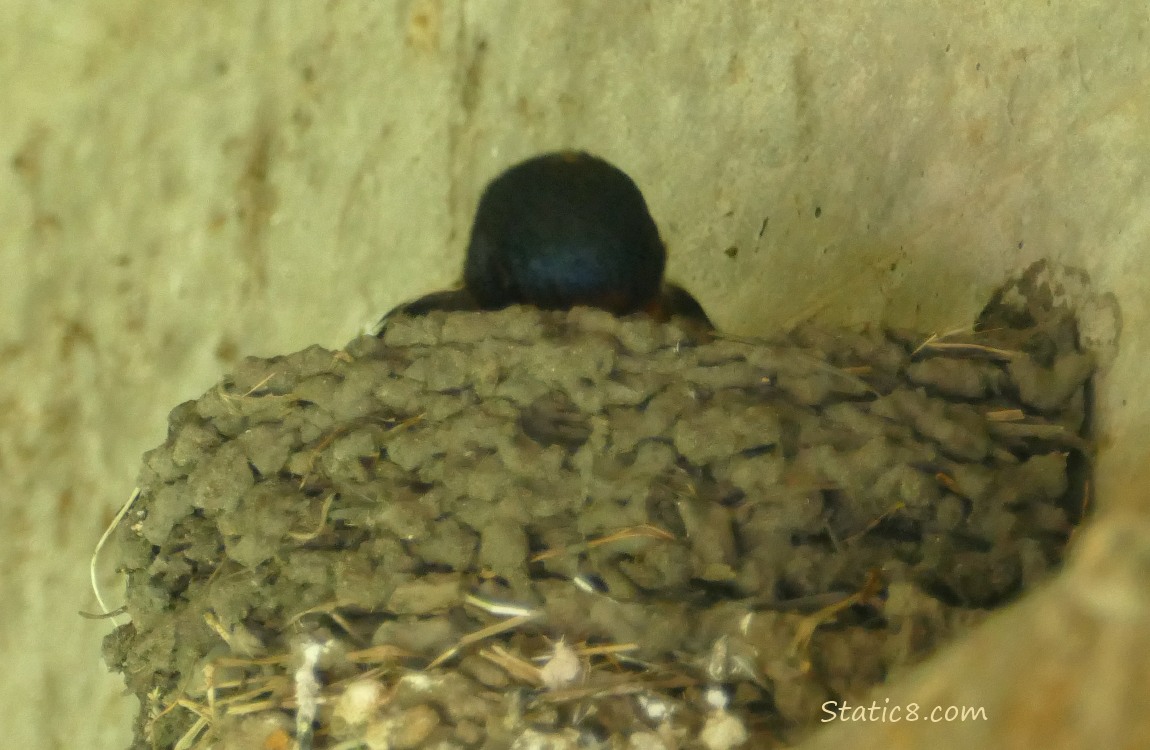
363, 704, 441, 750
293, 639, 330, 750
539, 638, 583, 690
332, 678, 385, 732
705, 685, 730, 711
637, 692, 675, 724
700, 709, 750, 750
628, 731, 674, 750
511, 727, 582, 750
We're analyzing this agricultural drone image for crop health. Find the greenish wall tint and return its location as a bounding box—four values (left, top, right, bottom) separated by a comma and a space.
1, 1, 1146, 746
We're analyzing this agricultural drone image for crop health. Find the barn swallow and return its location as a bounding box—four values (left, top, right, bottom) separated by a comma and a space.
377, 151, 711, 330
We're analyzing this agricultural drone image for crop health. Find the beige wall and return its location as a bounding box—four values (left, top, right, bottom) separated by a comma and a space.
2, 1, 1147, 746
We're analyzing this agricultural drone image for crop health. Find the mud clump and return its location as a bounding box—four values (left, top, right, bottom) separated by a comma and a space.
105, 265, 1094, 749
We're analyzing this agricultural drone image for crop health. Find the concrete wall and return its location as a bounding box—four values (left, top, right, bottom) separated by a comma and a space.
1, 1, 1146, 746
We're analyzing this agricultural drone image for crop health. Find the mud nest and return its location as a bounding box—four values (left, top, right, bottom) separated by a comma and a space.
104, 266, 1094, 749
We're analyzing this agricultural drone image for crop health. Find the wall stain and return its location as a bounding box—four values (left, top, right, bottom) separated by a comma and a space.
446, 6, 481, 246
55, 488, 75, 547
234, 113, 278, 296
405, 0, 443, 54
792, 48, 817, 150
11, 124, 64, 242
726, 52, 746, 85
11, 124, 49, 186
336, 122, 393, 249
58, 318, 96, 359
460, 38, 488, 115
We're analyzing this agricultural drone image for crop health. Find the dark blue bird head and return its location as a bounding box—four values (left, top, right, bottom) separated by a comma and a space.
376, 150, 711, 332
463, 151, 666, 315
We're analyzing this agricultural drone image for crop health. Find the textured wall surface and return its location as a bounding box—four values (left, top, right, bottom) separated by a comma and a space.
1, 1, 1146, 747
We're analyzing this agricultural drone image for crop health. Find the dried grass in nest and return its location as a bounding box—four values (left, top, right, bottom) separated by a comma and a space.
130, 561, 907, 750
150, 619, 685, 747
